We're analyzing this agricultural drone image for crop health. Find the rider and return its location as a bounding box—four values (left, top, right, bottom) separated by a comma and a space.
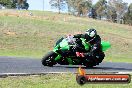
73, 28, 105, 61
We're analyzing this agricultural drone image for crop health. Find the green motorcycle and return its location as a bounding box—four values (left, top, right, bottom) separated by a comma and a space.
41, 35, 111, 67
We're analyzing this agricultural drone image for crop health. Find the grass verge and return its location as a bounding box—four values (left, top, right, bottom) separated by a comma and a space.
0, 74, 131, 88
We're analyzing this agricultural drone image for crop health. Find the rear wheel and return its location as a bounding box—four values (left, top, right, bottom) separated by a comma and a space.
84, 60, 95, 68
84, 52, 105, 68
97, 52, 105, 63
41, 51, 57, 67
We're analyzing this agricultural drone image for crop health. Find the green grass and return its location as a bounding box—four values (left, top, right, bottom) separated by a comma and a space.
0, 74, 131, 88
0, 9, 132, 62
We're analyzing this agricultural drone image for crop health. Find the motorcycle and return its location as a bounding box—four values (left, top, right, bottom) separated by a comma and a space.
41, 35, 111, 67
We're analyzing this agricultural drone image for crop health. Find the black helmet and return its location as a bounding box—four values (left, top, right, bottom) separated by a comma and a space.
85, 28, 97, 37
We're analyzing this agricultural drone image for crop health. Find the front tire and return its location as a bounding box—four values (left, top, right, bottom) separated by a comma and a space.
41, 51, 57, 67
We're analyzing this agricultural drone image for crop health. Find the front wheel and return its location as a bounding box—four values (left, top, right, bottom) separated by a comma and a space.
41, 51, 57, 67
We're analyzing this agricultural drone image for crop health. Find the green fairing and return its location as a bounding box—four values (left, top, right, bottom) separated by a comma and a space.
101, 41, 111, 51
59, 39, 70, 50
55, 55, 62, 61
53, 39, 70, 52
80, 38, 90, 51
53, 44, 59, 52
67, 58, 73, 65
53, 39, 70, 61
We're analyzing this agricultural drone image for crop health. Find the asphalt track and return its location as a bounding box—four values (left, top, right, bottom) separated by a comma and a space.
0, 56, 132, 74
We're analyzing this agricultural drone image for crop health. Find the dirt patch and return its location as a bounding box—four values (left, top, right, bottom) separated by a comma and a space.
4, 30, 17, 36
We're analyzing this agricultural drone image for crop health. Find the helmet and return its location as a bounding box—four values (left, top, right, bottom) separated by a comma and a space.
85, 28, 97, 38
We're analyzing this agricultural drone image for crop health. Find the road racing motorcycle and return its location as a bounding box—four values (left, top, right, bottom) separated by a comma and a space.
41, 35, 111, 67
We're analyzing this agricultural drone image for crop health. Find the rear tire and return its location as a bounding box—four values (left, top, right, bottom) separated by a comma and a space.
83, 57, 96, 68
41, 51, 57, 67
84, 61, 95, 68
84, 52, 105, 68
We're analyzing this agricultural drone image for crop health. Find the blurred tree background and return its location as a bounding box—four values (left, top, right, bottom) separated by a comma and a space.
0, 0, 131, 25
50, 0, 131, 25
0, 0, 14, 8
0, 0, 29, 10
124, 3, 132, 25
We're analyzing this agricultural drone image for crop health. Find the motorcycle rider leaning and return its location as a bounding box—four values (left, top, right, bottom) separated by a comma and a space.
73, 28, 105, 62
